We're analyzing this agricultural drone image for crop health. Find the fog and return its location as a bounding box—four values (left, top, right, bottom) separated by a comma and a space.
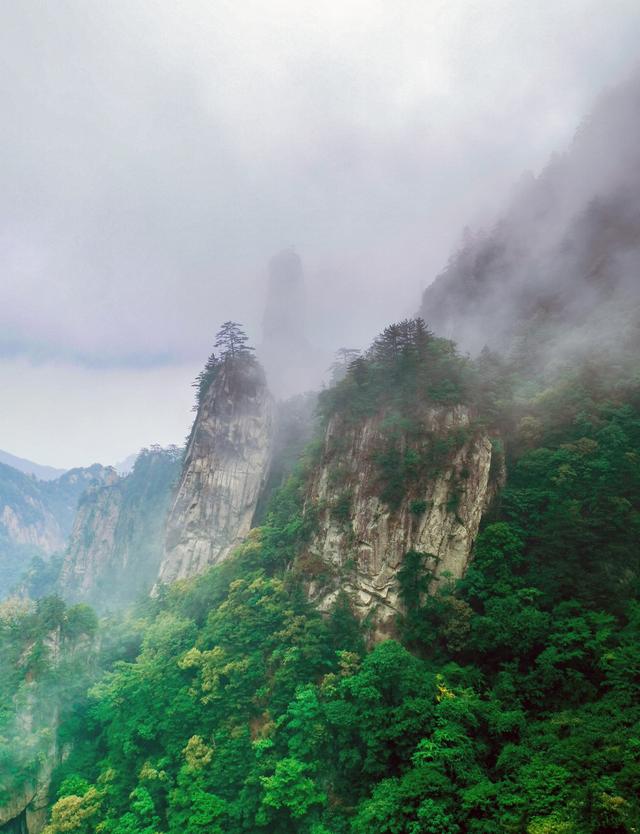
421, 68, 640, 370
2, 1, 640, 465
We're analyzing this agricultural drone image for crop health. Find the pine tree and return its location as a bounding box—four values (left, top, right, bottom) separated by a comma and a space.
192, 351, 220, 410
214, 321, 255, 361
371, 323, 402, 364
369, 319, 433, 365
329, 348, 361, 385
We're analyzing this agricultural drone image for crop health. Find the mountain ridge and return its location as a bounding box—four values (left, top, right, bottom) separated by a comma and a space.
0, 450, 66, 482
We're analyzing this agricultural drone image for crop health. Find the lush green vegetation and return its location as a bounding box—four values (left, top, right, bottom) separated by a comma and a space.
319, 319, 471, 424
1, 319, 639, 833
34, 351, 639, 834
318, 320, 480, 511
0, 596, 97, 808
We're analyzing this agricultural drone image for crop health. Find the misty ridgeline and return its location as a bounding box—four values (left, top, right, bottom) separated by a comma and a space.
1, 71, 640, 834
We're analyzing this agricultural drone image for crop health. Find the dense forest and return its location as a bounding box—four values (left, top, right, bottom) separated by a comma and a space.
2, 319, 637, 834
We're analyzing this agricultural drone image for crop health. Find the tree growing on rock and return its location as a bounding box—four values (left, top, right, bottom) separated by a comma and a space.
192, 351, 220, 410
214, 321, 255, 361
192, 322, 256, 409
329, 348, 362, 385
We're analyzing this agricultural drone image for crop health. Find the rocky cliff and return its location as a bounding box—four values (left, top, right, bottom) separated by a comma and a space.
0, 631, 59, 834
0, 464, 112, 598
158, 357, 275, 584
302, 404, 502, 639
58, 448, 181, 608
0, 598, 95, 834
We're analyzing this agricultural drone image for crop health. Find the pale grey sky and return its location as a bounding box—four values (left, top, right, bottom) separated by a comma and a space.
2, 0, 640, 467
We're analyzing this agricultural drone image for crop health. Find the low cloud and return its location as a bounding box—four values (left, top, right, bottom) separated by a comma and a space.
2, 0, 640, 462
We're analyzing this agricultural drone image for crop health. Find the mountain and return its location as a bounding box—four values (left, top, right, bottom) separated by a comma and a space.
303, 399, 500, 641
260, 249, 328, 397
421, 68, 640, 370
35, 305, 640, 833
57, 447, 182, 609
0, 450, 66, 482
34, 349, 277, 609
113, 452, 138, 476
159, 354, 275, 584
0, 463, 113, 596
4, 76, 640, 834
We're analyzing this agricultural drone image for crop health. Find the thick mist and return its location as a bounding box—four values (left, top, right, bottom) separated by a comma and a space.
2, 1, 640, 465
421, 69, 640, 371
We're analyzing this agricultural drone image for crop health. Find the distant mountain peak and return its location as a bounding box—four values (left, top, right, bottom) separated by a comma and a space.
0, 449, 66, 482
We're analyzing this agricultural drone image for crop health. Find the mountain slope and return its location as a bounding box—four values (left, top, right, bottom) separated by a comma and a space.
58, 447, 182, 609
7, 70, 640, 834
0, 450, 66, 482
421, 69, 640, 369
297, 322, 503, 640
43, 368, 640, 834
0, 463, 112, 596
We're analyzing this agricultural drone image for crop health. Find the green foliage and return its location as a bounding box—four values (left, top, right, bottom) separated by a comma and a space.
192, 351, 221, 411
318, 318, 471, 424
317, 319, 481, 511
0, 595, 97, 808
214, 320, 255, 361
5, 325, 640, 834
191, 321, 257, 413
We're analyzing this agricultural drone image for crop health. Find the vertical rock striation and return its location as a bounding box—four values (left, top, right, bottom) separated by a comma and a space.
302, 405, 502, 639
57, 448, 181, 608
0, 464, 113, 598
158, 358, 275, 584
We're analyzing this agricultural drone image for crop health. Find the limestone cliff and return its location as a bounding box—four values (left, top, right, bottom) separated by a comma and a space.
302, 404, 502, 638
0, 464, 112, 598
58, 448, 181, 608
158, 358, 275, 584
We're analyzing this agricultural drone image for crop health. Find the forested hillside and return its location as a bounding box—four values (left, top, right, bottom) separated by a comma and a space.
421, 69, 640, 369
29, 327, 640, 834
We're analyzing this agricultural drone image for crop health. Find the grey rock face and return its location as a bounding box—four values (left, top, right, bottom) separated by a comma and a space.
57, 471, 123, 603
0, 464, 113, 557
303, 405, 502, 639
0, 463, 114, 597
158, 360, 275, 584
0, 730, 56, 834
0, 501, 64, 554
0, 626, 65, 834
58, 449, 181, 608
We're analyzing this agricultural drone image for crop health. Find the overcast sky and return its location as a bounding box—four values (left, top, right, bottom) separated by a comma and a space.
2, 0, 640, 468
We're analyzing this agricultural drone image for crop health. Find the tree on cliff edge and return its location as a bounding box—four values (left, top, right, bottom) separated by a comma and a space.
215, 321, 255, 361
193, 322, 256, 409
